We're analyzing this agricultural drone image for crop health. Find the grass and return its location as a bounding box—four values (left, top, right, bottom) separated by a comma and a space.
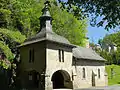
106, 64, 120, 85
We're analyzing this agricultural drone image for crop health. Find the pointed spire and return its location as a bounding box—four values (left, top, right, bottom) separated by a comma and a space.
39, 0, 53, 33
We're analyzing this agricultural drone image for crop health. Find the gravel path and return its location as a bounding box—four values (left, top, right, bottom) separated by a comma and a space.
75, 85, 120, 90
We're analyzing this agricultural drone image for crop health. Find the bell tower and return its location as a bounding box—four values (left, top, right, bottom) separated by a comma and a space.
18, 1, 75, 90
40, 0, 52, 32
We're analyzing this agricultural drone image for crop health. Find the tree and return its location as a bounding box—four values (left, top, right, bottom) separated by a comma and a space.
100, 32, 120, 48
0, 28, 26, 69
89, 42, 113, 65
97, 31, 120, 65
2, 0, 87, 46
58, 0, 120, 30
51, 4, 87, 46
0, 0, 12, 28
0, 0, 87, 67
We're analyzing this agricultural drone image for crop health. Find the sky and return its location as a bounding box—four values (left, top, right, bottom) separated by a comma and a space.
87, 25, 114, 44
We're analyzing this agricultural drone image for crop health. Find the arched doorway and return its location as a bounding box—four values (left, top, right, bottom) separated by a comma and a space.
51, 70, 73, 89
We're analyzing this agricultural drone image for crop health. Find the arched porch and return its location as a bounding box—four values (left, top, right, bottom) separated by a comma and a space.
51, 70, 73, 89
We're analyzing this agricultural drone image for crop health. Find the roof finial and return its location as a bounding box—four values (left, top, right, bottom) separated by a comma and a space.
39, 0, 53, 32
44, 0, 50, 8
41, 0, 51, 17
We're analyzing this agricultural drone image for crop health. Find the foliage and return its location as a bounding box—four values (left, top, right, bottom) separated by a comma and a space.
0, 28, 26, 43
0, 59, 11, 69
0, 41, 13, 60
106, 65, 120, 85
58, 0, 120, 30
9, 0, 44, 36
89, 43, 112, 64
99, 50, 113, 65
100, 32, 120, 48
0, 0, 12, 28
97, 32, 120, 65
0, 0, 87, 46
0, 28, 26, 68
51, 4, 87, 46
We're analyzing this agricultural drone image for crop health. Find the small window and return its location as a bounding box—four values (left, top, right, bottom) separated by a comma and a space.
29, 49, 34, 63
58, 49, 61, 62
28, 71, 39, 88
98, 69, 100, 78
62, 50, 64, 62
29, 74, 32, 80
83, 68, 86, 78
58, 49, 64, 62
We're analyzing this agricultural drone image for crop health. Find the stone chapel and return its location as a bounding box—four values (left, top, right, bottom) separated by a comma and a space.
18, 1, 108, 90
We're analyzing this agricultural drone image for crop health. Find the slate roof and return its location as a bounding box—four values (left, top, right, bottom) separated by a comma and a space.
73, 46, 105, 61
22, 29, 72, 46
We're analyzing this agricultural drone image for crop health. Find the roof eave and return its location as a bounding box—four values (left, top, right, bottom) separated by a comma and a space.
73, 56, 106, 62
18, 38, 76, 48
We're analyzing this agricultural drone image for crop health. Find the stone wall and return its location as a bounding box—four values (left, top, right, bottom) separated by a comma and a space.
72, 59, 107, 89
19, 41, 107, 90
45, 42, 73, 90
19, 41, 46, 89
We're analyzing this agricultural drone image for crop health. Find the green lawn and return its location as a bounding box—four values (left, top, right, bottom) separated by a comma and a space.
106, 65, 120, 85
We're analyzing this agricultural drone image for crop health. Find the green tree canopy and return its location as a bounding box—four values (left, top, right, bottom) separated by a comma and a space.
100, 32, 120, 48
97, 31, 120, 65
51, 4, 87, 46
0, 0, 87, 46
0, 28, 26, 69
58, 0, 120, 30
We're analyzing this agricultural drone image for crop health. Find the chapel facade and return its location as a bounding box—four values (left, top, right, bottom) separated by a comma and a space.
18, 1, 108, 90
